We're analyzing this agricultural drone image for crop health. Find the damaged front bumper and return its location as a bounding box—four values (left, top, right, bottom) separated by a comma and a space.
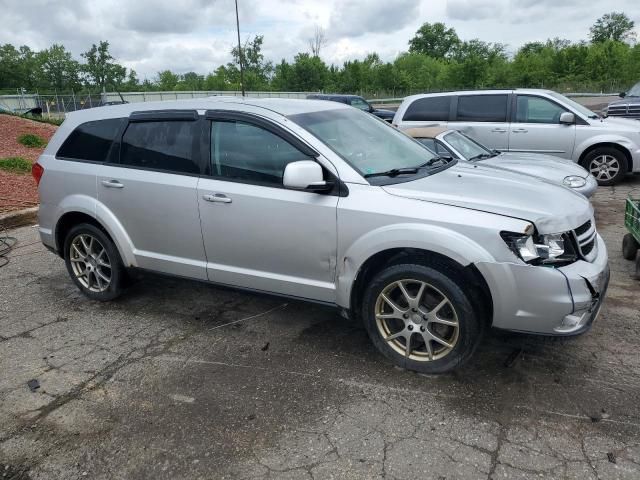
476, 234, 609, 336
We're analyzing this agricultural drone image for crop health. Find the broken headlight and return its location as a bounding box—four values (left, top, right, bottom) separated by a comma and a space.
501, 231, 577, 266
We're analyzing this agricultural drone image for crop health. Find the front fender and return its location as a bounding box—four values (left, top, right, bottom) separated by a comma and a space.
574, 134, 638, 164
336, 223, 495, 308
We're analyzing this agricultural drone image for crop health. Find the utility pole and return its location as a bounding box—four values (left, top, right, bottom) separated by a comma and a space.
235, 0, 245, 97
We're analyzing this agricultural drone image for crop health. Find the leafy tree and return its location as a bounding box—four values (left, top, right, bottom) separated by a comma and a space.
180, 72, 205, 90
156, 70, 180, 90
37, 44, 81, 91
409, 22, 460, 59
82, 41, 126, 90
229, 35, 273, 90
590, 12, 636, 43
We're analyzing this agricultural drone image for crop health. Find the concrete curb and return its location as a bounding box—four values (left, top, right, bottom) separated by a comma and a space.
0, 206, 38, 229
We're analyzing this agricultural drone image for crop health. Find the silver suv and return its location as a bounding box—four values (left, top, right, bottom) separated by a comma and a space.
35, 98, 609, 373
393, 89, 640, 185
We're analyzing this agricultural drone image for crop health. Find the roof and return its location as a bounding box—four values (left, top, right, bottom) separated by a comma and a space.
307, 94, 362, 99
404, 126, 449, 138
401, 88, 554, 103
64, 96, 348, 124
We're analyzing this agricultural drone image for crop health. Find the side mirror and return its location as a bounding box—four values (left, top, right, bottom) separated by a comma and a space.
559, 112, 575, 125
283, 160, 332, 192
620, 92, 627, 98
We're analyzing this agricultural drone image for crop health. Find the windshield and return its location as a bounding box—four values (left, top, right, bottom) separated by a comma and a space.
628, 81, 640, 97
288, 108, 451, 181
442, 131, 493, 161
547, 91, 598, 119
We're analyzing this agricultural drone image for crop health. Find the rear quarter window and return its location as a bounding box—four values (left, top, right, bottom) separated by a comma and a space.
56, 118, 124, 162
403, 96, 451, 121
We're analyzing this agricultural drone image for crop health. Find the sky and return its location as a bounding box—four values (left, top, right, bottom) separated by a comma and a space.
0, 0, 639, 80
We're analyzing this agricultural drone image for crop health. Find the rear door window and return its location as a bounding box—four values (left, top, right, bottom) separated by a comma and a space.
57, 118, 124, 162
119, 121, 200, 174
456, 95, 508, 122
403, 96, 451, 121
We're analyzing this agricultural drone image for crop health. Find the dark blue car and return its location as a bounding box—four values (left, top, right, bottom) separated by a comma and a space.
306, 94, 395, 122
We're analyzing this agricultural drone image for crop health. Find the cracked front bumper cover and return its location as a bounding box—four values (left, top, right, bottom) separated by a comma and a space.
476, 234, 609, 336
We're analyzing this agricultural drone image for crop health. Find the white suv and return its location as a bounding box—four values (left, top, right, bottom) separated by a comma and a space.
34, 97, 609, 374
393, 89, 640, 185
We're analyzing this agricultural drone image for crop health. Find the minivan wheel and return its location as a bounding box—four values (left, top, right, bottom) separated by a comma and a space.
583, 147, 627, 186
362, 263, 482, 374
622, 233, 639, 261
64, 224, 125, 301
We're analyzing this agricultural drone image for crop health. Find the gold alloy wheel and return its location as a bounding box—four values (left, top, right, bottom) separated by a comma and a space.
69, 234, 112, 293
374, 279, 459, 361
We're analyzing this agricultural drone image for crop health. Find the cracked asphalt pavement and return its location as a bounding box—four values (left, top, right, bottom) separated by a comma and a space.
2, 178, 640, 479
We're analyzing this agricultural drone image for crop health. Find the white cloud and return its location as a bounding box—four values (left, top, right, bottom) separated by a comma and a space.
0, 0, 638, 78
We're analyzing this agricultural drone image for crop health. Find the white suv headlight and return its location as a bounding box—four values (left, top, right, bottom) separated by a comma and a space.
563, 175, 586, 188
501, 231, 577, 265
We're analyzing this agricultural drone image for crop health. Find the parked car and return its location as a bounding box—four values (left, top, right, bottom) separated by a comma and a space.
405, 126, 598, 198
605, 81, 640, 119
393, 89, 640, 185
34, 97, 609, 374
306, 94, 395, 121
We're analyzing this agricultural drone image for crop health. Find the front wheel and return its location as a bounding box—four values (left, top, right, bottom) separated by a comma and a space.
362, 263, 483, 374
582, 147, 627, 186
64, 223, 126, 301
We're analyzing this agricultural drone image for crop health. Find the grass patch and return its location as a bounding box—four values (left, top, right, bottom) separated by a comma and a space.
18, 133, 47, 148
0, 157, 32, 174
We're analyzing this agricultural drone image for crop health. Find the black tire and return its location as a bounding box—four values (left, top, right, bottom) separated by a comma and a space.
581, 147, 628, 186
623, 233, 640, 261
636, 254, 640, 280
361, 263, 483, 374
63, 223, 126, 301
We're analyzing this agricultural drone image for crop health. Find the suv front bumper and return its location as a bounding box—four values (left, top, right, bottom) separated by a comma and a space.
475, 234, 609, 336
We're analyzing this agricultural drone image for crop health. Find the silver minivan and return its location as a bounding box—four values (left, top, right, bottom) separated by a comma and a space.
34, 98, 609, 373
393, 89, 640, 185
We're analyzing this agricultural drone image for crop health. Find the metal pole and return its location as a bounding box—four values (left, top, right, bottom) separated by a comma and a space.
235, 0, 245, 97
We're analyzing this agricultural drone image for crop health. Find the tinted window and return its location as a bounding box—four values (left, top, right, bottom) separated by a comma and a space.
57, 118, 123, 162
120, 121, 199, 174
350, 98, 371, 111
211, 121, 309, 186
515, 95, 568, 124
456, 95, 507, 122
403, 96, 451, 121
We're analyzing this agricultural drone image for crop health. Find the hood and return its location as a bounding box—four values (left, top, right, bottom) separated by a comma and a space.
590, 115, 640, 130
373, 109, 395, 119
382, 162, 593, 234
480, 152, 589, 182
608, 97, 640, 107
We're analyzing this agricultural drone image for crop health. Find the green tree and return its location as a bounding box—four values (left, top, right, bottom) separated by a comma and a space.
37, 44, 81, 91
82, 41, 126, 90
156, 70, 180, 90
408, 22, 460, 59
590, 12, 636, 43
229, 35, 273, 90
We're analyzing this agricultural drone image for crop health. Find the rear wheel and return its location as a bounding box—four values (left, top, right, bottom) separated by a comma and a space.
64, 223, 125, 301
582, 147, 627, 186
362, 263, 483, 374
623, 233, 639, 261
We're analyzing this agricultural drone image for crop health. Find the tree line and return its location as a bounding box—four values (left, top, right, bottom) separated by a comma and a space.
1, 11, 638, 96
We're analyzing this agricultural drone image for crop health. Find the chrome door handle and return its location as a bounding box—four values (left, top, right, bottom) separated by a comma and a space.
203, 193, 232, 204
101, 180, 124, 188
512, 128, 528, 133
491, 128, 507, 133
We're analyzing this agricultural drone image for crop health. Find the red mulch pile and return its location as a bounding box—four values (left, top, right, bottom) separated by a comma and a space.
0, 115, 58, 214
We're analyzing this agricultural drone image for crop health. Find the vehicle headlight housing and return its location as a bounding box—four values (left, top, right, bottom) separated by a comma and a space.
501, 231, 577, 266
563, 175, 586, 188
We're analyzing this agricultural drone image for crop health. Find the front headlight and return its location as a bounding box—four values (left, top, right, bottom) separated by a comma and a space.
501, 231, 577, 266
563, 175, 586, 188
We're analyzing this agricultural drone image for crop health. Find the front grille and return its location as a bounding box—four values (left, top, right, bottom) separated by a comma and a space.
607, 104, 640, 118
572, 219, 597, 262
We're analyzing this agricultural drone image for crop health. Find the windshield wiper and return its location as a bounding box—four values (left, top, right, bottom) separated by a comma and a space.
364, 167, 420, 178
468, 153, 495, 161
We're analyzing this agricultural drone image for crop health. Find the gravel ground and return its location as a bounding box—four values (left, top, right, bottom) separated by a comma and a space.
1, 176, 640, 479
0, 115, 56, 214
